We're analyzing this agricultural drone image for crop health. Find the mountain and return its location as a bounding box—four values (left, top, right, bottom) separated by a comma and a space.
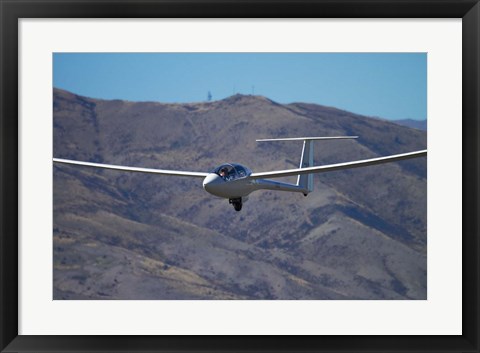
53, 88, 427, 300
392, 119, 427, 131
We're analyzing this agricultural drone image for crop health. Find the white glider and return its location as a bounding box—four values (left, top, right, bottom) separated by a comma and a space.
54, 136, 427, 211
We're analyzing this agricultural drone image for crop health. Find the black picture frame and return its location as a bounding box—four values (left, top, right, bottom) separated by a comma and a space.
1, 1, 478, 352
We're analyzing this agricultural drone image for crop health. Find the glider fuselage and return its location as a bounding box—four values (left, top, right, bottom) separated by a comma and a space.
202, 163, 309, 200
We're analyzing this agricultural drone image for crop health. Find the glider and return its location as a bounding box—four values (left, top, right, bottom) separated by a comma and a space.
53, 136, 427, 211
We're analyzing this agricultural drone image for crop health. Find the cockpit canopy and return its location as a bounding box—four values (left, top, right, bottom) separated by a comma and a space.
212, 163, 252, 181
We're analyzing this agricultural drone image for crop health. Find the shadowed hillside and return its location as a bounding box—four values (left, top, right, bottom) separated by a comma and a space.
53, 88, 427, 300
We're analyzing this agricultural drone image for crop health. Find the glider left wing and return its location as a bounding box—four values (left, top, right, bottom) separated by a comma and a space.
249, 150, 427, 180
53, 158, 209, 178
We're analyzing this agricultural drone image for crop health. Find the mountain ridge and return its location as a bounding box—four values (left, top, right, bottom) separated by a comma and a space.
53, 88, 427, 300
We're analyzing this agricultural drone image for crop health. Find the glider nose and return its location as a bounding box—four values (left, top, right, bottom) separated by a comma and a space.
203, 173, 224, 194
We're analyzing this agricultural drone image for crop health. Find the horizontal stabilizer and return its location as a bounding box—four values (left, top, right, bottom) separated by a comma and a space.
256, 136, 358, 142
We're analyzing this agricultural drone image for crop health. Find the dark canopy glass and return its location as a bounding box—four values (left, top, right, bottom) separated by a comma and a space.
212, 163, 252, 180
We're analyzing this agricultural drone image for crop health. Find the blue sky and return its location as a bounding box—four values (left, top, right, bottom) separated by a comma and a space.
53, 53, 426, 121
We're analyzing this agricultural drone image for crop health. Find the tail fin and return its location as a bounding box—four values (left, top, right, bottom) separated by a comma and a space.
297, 140, 314, 194
256, 136, 358, 196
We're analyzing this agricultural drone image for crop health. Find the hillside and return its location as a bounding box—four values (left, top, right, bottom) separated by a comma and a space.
53, 89, 427, 300
392, 119, 427, 131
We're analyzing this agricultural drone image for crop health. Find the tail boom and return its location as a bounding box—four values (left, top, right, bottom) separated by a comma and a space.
251, 179, 310, 195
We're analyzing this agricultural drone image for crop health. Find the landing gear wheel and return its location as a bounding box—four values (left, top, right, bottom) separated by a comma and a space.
229, 198, 243, 211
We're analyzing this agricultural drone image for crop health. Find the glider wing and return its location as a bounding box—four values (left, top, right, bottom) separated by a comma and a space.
53, 158, 209, 178
249, 150, 427, 180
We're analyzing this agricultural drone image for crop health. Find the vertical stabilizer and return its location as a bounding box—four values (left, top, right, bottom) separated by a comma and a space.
297, 140, 314, 194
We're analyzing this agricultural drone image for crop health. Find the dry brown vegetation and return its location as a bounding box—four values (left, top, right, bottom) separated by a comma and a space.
53, 88, 427, 300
